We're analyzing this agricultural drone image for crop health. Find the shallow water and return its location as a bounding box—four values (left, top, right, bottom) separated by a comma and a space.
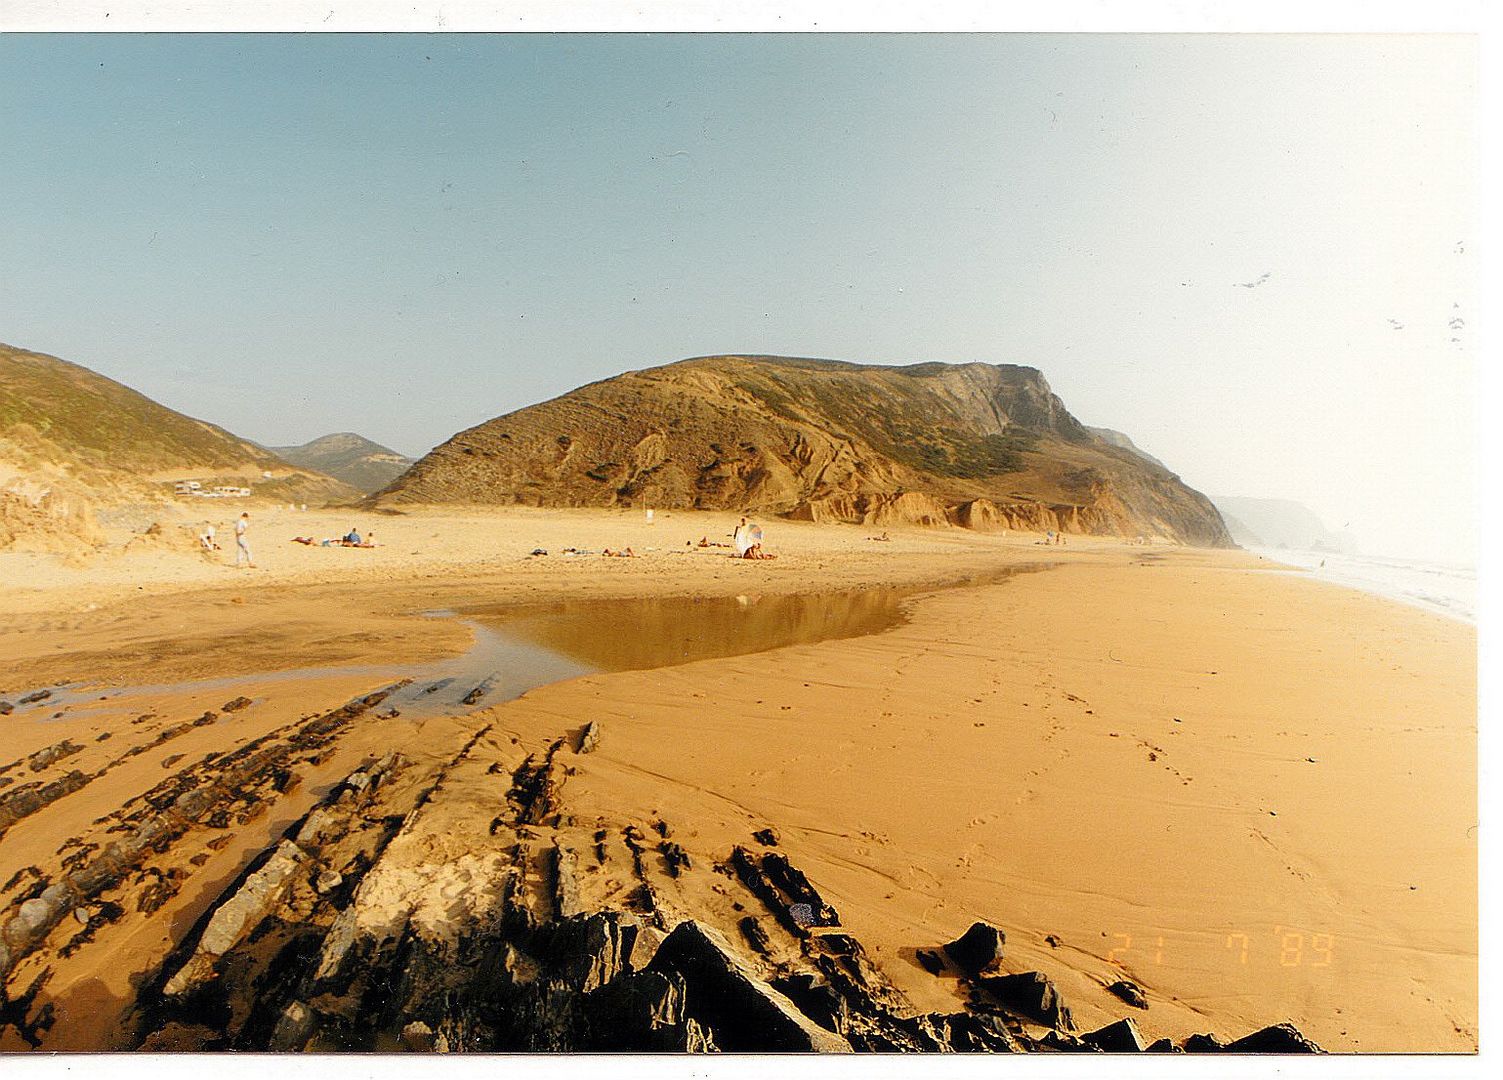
1252, 547, 1476, 624
15, 566, 1038, 720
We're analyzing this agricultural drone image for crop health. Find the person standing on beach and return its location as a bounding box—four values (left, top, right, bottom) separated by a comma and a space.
235, 511, 255, 568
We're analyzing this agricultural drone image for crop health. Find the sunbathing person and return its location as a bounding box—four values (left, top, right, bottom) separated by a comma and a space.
742, 543, 777, 560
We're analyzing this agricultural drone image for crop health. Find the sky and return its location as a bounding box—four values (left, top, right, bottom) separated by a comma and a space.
0, 33, 1477, 562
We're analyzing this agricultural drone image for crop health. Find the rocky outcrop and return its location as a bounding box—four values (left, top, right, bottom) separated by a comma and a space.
109, 713, 1320, 1055
977, 971, 1076, 1031
1226, 1022, 1326, 1053
1084, 1017, 1147, 1052
646, 921, 851, 1052
0, 686, 404, 985
162, 839, 308, 997
1108, 978, 1148, 1009
943, 921, 1006, 977
371, 355, 1233, 547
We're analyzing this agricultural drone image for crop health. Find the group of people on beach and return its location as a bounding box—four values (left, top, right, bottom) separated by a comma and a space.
220, 512, 788, 573
290, 526, 378, 549
200, 513, 387, 571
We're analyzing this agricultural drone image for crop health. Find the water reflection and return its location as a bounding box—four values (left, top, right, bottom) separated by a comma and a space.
473, 588, 911, 672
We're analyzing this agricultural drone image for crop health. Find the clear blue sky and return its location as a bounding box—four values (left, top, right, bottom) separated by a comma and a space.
0, 34, 1476, 560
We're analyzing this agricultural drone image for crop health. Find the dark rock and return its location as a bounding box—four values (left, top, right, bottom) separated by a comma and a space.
1183, 1032, 1229, 1052
577, 721, 602, 754
770, 971, 848, 1032
579, 969, 716, 1051
1083, 1017, 1146, 1052
646, 920, 851, 1051
943, 920, 1006, 976
738, 916, 772, 956
916, 948, 944, 975
0, 701, 13, 715
538, 911, 643, 993
807, 931, 913, 1019
752, 827, 780, 846
461, 679, 493, 706
1146, 1037, 1182, 1053
730, 846, 840, 936
660, 841, 691, 877
268, 1000, 317, 1050
222, 697, 253, 712
1039, 1029, 1099, 1052
27, 739, 84, 772
1226, 1022, 1323, 1053
931, 1011, 1022, 1052
19, 689, 51, 705
978, 971, 1075, 1031
1107, 978, 1147, 1009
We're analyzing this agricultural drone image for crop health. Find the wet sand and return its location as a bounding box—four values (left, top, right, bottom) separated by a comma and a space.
0, 507, 1476, 1051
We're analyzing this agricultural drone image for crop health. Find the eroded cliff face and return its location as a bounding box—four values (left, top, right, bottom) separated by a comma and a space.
373, 355, 1233, 547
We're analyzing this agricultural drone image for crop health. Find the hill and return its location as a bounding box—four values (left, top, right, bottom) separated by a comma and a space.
269, 432, 415, 494
373, 355, 1232, 546
1, 342, 357, 549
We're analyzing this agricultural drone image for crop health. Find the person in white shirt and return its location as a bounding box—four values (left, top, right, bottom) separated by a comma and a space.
732, 516, 752, 557
235, 512, 254, 568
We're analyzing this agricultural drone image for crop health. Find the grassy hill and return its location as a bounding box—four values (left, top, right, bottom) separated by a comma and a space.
2, 342, 357, 548
269, 432, 415, 495
374, 354, 1233, 547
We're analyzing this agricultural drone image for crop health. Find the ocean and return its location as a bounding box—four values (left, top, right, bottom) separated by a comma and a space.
1252, 548, 1476, 625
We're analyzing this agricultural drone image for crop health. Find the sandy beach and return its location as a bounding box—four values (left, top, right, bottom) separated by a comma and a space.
0, 507, 1476, 1052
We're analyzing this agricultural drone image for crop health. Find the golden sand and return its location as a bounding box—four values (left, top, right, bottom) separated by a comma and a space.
0, 507, 1476, 1051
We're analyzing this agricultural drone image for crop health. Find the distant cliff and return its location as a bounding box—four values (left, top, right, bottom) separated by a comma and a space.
373, 355, 1233, 547
1210, 496, 1351, 553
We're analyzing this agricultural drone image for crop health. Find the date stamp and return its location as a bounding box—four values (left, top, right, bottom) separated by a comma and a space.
1104, 927, 1336, 968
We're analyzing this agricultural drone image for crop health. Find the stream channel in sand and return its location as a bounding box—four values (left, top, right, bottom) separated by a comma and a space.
9, 563, 1044, 723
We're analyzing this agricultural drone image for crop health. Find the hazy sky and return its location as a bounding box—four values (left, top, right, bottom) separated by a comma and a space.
0, 34, 1476, 562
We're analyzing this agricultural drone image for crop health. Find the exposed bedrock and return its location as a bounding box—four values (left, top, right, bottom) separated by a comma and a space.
109, 719, 1320, 1054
